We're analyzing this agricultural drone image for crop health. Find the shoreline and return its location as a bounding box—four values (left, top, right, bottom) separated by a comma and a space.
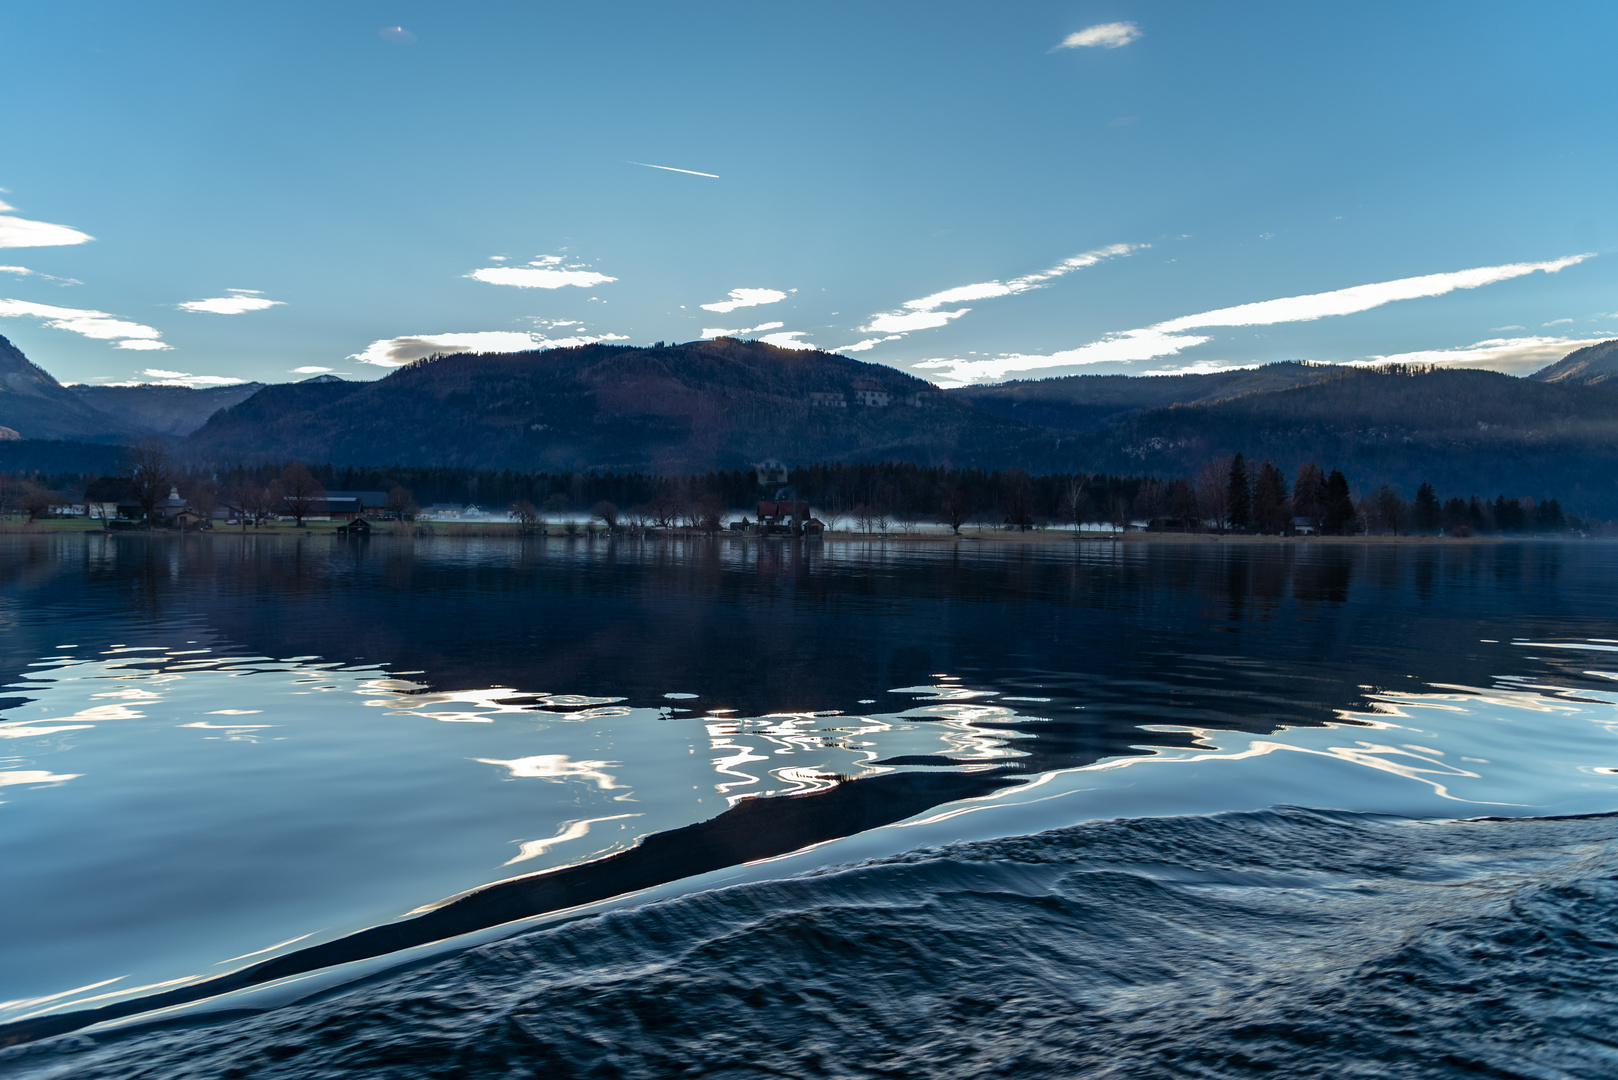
0, 520, 1544, 545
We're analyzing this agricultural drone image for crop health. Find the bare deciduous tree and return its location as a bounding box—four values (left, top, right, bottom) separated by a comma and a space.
1058, 476, 1090, 532
508, 499, 540, 532
695, 494, 724, 532
647, 495, 681, 529
1194, 459, 1231, 532
387, 485, 418, 521
22, 482, 54, 522
125, 439, 173, 526
938, 485, 971, 535
1109, 496, 1132, 533
276, 463, 325, 527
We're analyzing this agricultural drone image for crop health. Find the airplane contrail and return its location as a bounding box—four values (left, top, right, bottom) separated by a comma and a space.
628, 161, 720, 179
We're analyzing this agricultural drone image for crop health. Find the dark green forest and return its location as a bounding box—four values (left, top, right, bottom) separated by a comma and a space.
3, 452, 1589, 536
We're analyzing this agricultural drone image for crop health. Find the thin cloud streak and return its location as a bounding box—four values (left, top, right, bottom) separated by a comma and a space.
133, 368, 245, 387
700, 321, 784, 338
0, 198, 93, 249
467, 255, 616, 290
179, 290, 285, 315
0, 298, 168, 350
0, 265, 80, 286
628, 161, 720, 179
916, 254, 1594, 384
1155, 256, 1591, 332
859, 243, 1143, 341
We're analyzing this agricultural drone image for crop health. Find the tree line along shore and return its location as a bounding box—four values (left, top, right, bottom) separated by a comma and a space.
0, 443, 1596, 538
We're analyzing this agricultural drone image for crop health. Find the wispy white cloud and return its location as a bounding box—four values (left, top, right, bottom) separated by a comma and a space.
1542, 318, 1574, 326
350, 328, 629, 368
0, 198, 93, 249
1350, 335, 1610, 375
757, 331, 817, 351
1055, 22, 1142, 50
0, 298, 168, 350
628, 161, 720, 179
837, 335, 904, 353
466, 255, 617, 290
866, 308, 970, 334
178, 289, 286, 315
132, 368, 246, 387
0, 264, 80, 286
1139, 359, 1263, 376
917, 254, 1594, 384
699, 326, 819, 350
290, 366, 333, 374
859, 243, 1142, 342
700, 287, 788, 314
1156, 256, 1590, 332
700, 320, 785, 338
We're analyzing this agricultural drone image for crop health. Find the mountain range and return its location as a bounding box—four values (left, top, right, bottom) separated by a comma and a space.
5, 332, 1618, 512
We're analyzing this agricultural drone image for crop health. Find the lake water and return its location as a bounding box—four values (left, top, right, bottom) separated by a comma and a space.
3, 535, 1618, 1076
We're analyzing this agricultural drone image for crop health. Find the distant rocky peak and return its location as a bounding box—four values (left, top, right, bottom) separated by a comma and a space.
300, 373, 346, 384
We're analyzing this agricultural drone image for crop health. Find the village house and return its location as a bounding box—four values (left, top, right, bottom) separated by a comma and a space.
851, 379, 891, 407
323, 490, 391, 516
157, 486, 189, 518
304, 496, 365, 521
756, 499, 813, 535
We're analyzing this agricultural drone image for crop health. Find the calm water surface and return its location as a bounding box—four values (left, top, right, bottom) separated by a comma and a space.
2, 534, 1617, 1039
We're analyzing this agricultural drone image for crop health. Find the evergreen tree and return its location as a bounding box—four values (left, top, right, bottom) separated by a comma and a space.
1467, 496, 1489, 533
1322, 469, 1357, 534
1292, 462, 1325, 530
1226, 453, 1252, 530
1412, 482, 1440, 533
1440, 496, 1468, 534
1252, 459, 1289, 533
1493, 495, 1527, 532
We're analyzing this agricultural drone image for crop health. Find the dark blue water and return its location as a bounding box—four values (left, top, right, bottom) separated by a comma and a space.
2, 535, 1616, 1075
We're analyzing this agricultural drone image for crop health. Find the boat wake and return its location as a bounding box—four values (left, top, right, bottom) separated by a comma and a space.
5, 805, 1616, 1079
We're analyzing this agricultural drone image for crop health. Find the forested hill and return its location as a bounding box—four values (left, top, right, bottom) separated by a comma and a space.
184, 338, 1054, 472
947, 361, 1342, 431
1529, 339, 1618, 386
0, 334, 145, 441
69, 382, 264, 436
1069, 364, 1618, 510
0, 333, 260, 440
9, 331, 1618, 513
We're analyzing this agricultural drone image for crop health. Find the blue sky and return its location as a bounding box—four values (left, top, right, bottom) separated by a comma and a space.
1, 1, 1614, 387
